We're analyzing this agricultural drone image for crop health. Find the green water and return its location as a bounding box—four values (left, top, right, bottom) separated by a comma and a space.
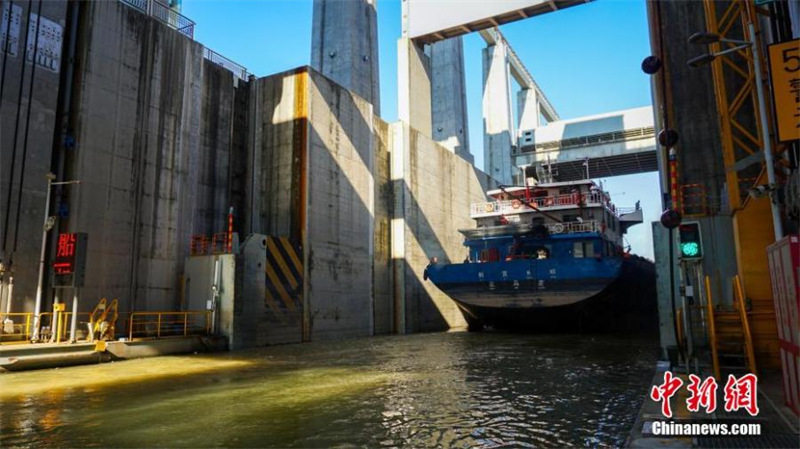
1, 332, 658, 448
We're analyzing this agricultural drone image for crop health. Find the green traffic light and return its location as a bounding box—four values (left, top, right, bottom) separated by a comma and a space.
681, 242, 700, 257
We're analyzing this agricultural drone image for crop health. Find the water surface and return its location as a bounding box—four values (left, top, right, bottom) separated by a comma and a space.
1, 332, 658, 448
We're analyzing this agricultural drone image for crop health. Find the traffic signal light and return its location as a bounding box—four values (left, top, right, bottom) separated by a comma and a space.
678, 222, 703, 259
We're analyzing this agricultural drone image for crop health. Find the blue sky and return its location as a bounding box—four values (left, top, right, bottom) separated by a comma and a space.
184, 0, 661, 259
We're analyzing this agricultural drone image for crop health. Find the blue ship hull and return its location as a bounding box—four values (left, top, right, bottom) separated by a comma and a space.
425, 249, 657, 332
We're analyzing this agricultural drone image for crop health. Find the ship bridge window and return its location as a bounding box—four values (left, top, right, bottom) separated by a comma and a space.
573, 241, 595, 258
536, 246, 549, 259
480, 248, 500, 263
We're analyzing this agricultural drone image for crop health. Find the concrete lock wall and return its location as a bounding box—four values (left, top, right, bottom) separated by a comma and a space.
3, 0, 495, 344
0, 0, 68, 313
58, 0, 247, 313
248, 68, 384, 342
393, 123, 495, 332
239, 67, 493, 345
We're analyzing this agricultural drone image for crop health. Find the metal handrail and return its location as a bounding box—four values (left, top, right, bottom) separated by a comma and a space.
128, 311, 212, 340
705, 275, 721, 380
547, 220, 600, 234
520, 126, 655, 153
119, 0, 195, 38
202, 47, 249, 80
734, 275, 757, 375
0, 313, 33, 342
118, 0, 251, 79
56, 312, 92, 343
471, 192, 612, 217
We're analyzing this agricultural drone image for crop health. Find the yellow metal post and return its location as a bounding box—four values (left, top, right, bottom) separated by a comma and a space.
702, 0, 780, 369
705, 276, 721, 380
734, 275, 758, 375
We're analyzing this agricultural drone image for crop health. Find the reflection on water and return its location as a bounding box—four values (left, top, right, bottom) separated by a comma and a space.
1, 332, 657, 448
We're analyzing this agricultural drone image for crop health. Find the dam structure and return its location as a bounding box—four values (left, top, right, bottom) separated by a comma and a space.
0, 0, 495, 345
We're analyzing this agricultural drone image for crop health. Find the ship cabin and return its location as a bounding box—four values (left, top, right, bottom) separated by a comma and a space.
464, 180, 643, 263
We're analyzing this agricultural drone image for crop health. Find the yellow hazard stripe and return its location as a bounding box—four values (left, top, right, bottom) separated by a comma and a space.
279, 237, 303, 275
264, 289, 287, 323
265, 263, 297, 313
267, 238, 298, 290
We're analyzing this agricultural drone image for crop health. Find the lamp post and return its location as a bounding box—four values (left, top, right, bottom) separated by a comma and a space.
31, 174, 81, 341
687, 27, 784, 240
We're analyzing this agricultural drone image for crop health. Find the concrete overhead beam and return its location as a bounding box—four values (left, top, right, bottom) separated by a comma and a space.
407, 0, 594, 44
479, 28, 559, 122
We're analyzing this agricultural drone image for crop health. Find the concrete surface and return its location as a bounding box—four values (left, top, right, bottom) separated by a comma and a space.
0, 336, 227, 372
392, 122, 496, 332
3, 0, 499, 346
56, 0, 248, 313
430, 37, 472, 164
0, 0, 68, 314
311, 0, 380, 115
397, 37, 431, 137
482, 40, 515, 185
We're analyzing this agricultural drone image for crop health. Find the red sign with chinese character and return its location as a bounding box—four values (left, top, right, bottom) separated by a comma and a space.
54, 233, 77, 274
650, 371, 759, 418
52, 232, 88, 288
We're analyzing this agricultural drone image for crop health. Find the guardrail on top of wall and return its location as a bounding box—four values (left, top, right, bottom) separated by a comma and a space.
203, 47, 250, 80
120, 0, 195, 38
119, 0, 251, 80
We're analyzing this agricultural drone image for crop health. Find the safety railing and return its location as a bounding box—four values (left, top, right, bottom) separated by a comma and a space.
0, 313, 33, 343
546, 220, 600, 234
128, 311, 212, 340
470, 192, 612, 218
118, 0, 251, 80
91, 298, 119, 341
203, 47, 249, 80
734, 275, 757, 376
51, 312, 92, 343
119, 0, 195, 38
520, 126, 655, 153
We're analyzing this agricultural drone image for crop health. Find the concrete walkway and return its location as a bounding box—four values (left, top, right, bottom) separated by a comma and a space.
0, 336, 227, 373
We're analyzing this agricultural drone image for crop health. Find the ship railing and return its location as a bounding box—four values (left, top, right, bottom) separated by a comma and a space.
616, 207, 637, 216
547, 220, 600, 234
470, 192, 609, 217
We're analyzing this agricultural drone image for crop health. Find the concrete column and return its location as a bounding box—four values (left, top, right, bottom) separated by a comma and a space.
390, 122, 408, 334
397, 37, 432, 137
430, 37, 472, 164
482, 42, 516, 185
517, 88, 540, 131
311, 0, 380, 114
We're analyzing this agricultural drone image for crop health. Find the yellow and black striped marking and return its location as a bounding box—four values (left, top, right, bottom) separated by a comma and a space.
264, 236, 303, 320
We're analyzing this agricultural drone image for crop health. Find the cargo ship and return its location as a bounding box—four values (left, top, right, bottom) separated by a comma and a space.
424, 169, 655, 332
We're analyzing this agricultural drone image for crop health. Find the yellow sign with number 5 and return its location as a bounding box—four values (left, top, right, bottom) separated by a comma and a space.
768, 39, 800, 142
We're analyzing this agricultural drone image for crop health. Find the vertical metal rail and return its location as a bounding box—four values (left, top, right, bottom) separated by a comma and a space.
676, 308, 685, 354
705, 275, 721, 380
734, 275, 758, 375
702, 0, 772, 211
